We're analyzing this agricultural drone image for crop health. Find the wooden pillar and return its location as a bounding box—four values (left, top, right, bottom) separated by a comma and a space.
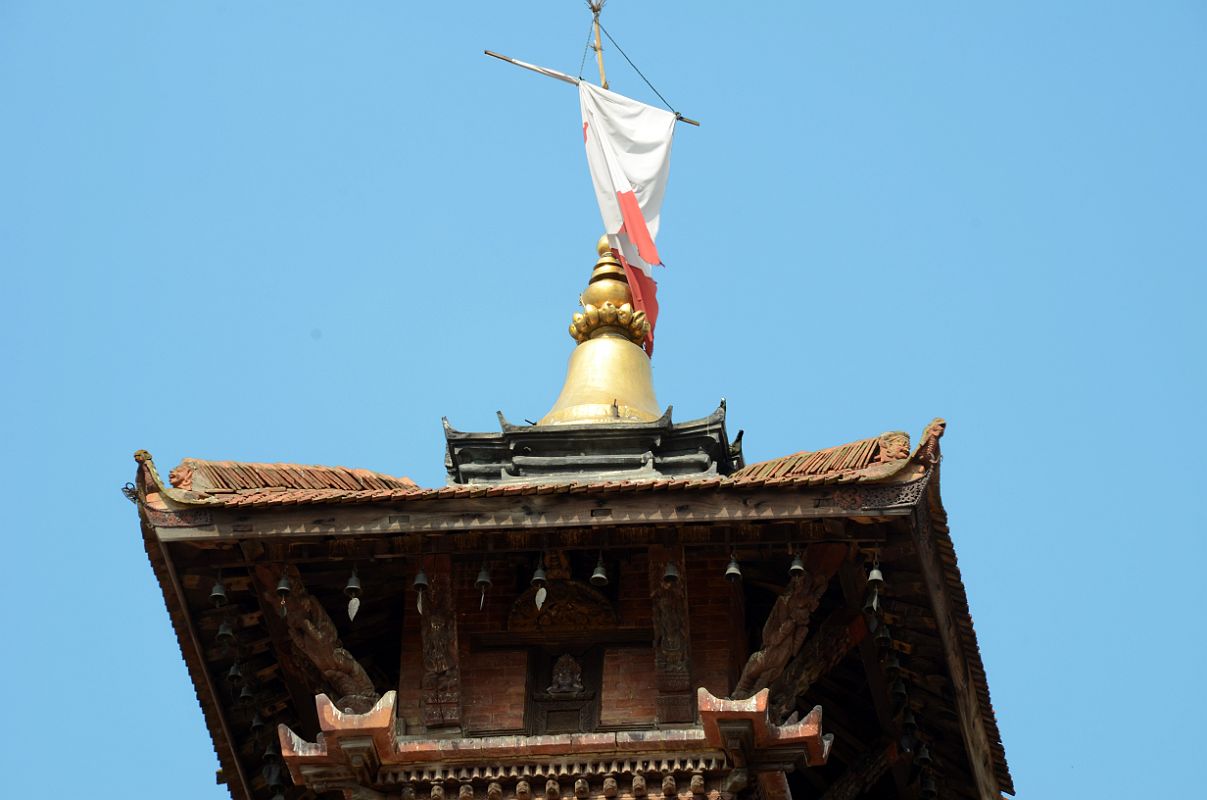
649, 543, 693, 723
420, 553, 462, 728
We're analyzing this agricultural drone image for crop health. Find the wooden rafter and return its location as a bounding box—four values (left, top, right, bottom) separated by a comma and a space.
838, 562, 915, 799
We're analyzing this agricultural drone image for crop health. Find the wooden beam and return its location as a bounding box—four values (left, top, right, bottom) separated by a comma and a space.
768, 609, 866, 723
819, 741, 899, 800
154, 488, 913, 543
157, 541, 253, 800
910, 505, 1001, 799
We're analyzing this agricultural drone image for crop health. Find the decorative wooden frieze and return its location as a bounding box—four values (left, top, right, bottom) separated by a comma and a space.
650, 545, 693, 723
279, 692, 769, 800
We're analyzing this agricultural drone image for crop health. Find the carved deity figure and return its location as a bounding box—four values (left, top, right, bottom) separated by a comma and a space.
652, 578, 688, 674
547, 654, 585, 694
732, 570, 827, 700
421, 578, 458, 691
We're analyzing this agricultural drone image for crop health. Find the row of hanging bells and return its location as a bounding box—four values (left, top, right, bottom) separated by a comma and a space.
209, 549, 813, 626
859, 556, 936, 795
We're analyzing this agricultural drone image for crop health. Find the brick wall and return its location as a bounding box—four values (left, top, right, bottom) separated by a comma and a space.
687, 554, 741, 699
400, 551, 743, 735
460, 648, 528, 732
457, 558, 527, 734
396, 589, 424, 732
599, 645, 658, 726
615, 550, 651, 627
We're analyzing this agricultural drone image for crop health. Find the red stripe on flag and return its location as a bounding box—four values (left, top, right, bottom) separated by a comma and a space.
616, 191, 661, 266
616, 250, 659, 357
583, 121, 588, 143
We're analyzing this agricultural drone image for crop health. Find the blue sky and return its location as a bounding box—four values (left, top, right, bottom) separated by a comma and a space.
1, 1, 1203, 796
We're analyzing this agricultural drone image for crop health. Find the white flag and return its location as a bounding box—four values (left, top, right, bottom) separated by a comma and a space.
579, 82, 676, 354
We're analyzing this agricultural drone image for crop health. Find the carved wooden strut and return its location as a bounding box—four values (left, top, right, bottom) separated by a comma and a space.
259, 565, 378, 714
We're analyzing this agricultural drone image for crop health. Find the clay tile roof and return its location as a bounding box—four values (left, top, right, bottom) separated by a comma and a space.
731, 430, 913, 484
135, 421, 949, 511
168, 458, 417, 495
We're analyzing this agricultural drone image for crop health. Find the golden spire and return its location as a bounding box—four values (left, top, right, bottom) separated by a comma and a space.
538, 237, 660, 425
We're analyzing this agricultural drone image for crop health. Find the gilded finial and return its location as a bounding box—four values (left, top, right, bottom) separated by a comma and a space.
569, 236, 650, 345
539, 235, 660, 424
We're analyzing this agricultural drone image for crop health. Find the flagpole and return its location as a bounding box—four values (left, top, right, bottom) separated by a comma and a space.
483, 51, 580, 86
591, 3, 609, 89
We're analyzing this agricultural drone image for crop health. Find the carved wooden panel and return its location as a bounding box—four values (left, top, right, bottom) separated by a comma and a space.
649, 544, 693, 723
525, 648, 602, 734
420, 554, 461, 728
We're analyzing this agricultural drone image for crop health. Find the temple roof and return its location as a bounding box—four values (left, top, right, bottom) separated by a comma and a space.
135, 422, 940, 511
130, 417, 1011, 797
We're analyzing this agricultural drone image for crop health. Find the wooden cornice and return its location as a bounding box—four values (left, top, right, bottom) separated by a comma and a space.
150, 481, 924, 544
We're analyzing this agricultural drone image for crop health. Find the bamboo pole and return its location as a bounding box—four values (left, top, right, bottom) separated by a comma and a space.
593, 15, 609, 89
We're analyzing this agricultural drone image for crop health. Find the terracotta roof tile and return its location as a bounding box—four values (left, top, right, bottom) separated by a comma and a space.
136, 423, 947, 512
731, 430, 913, 483
168, 458, 417, 495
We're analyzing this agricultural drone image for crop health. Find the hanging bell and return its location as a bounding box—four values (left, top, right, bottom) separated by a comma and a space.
251, 713, 266, 735
916, 743, 933, 768
789, 553, 805, 577
475, 565, 492, 592
344, 568, 361, 599
867, 565, 885, 591
662, 562, 680, 583
413, 567, 429, 593
890, 678, 908, 706
216, 620, 235, 646
724, 555, 743, 583
263, 740, 280, 764
902, 709, 917, 734
863, 587, 880, 615
210, 579, 228, 608
590, 555, 609, 587
238, 684, 255, 707
875, 623, 893, 649
883, 652, 902, 676
476, 564, 492, 610
531, 563, 547, 588
265, 763, 285, 790
226, 662, 244, 686
919, 773, 937, 799
275, 575, 292, 599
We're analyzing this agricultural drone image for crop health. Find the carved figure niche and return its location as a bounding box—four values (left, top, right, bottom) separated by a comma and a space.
509, 552, 617, 734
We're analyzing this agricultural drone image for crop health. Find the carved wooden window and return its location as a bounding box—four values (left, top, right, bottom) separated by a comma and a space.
525, 647, 602, 735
